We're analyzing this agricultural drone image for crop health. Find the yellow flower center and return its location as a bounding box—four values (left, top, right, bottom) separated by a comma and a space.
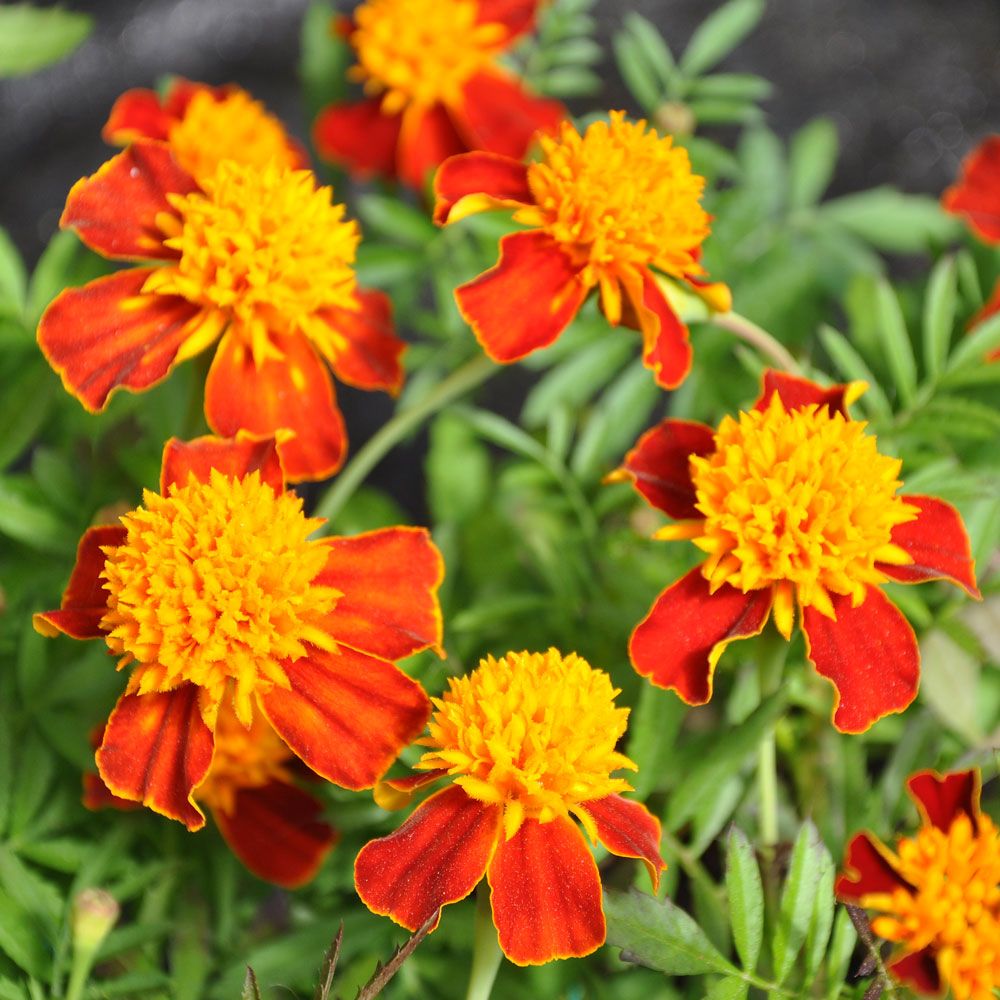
100, 470, 338, 726
150, 162, 360, 366
167, 89, 301, 182
417, 649, 636, 840
349, 0, 507, 114
526, 112, 710, 289
686, 395, 917, 627
864, 814, 1000, 1000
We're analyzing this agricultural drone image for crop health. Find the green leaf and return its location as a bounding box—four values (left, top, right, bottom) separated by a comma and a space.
919, 629, 982, 743
823, 907, 857, 1000
0, 365, 55, 472
802, 837, 836, 981
628, 684, 687, 799
706, 979, 749, 1000
0, 893, 47, 981
872, 278, 917, 405
922, 255, 957, 379
26, 229, 108, 322
0, 976, 28, 1000
772, 821, 827, 984
680, 0, 765, 77
817, 324, 892, 420
946, 307, 1000, 372
426, 413, 490, 523
787, 118, 839, 209
0, 228, 27, 315
356, 194, 437, 248
724, 826, 764, 973
0, 478, 75, 553
0, 5, 92, 77
537, 66, 601, 98
613, 33, 664, 111
688, 99, 762, 126
604, 889, 737, 976
685, 72, 773, 102
299, 1, 351, 116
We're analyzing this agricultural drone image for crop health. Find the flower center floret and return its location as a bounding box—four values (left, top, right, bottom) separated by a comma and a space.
688, 395, 917, 627
526, 112, 710, 288
417, 649, 637, 840
350, 0, 506, 113
864, 814, 1000, 1000
100, 470, 338, 726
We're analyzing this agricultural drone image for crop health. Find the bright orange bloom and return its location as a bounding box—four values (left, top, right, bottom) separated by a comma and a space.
434, 112, 730, 389
355, 649, 665, 966
943, 136, 1000, 244
37, 143, 404, 482
837, 769, 1000, 999
36, 434, 443, 830
617, 371, 980, 733
313, 0, 564, 189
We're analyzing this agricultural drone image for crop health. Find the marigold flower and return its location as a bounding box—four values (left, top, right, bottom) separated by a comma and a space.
35, 433, 444, 830
313, 0, 565, 189
37, 143, 404, 481
434, 112, 731, 389
616, 371, 980, 733
354, 648, 665, 966
943, 136, 1000, 244
837, 769, 1000, 999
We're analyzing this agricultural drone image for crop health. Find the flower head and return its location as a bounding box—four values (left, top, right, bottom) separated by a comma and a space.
837, 769, 1000, 999
617, 371, 980, 733
355, 648, 664, 966
434, 112, 730, 390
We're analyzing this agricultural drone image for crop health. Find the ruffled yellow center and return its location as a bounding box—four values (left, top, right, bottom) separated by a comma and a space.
149, 162, 359, 367
417, 649, 636, 840
525, 112, 710, 300
863, 814, 1000, 1000
100, 470, 338, 726
167, 89, 301, 182
349, 0, 506, 113
676, 394, 917, 635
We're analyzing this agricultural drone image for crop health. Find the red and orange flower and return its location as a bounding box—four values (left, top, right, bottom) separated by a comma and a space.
837, 769, 1000, 999
434, 112, 730, 389
616, 371, 980, 733
37, 142, 404, 482
313, 0, 564, 190
355, 648, 665, 966
35, 433, 443, 830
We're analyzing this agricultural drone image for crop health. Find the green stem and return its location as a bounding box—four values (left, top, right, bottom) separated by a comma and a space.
63, 962, 90, 1000
756, 638, 788, 851
713, 311, 801, 375
313, 354, 496, 526
465, 887, 503, 1000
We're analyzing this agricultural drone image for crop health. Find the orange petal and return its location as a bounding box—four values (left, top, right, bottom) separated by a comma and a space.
475, 0, 540, 40
906, 769, 980, 831
313, 98, 402, 180
397, 104, 467, 191
321, 288, 405, 394
355, 785, 501, 931
683, 274, 732, 314
488, 816, 605, 966
62, 142, 197, 261
160, 433, 285, 494
887, 949, 942, 994
835, 832, 911, 901
630, 569, 774, 705
374, 768, 449, 810
942, 136, 1000, 243
204, 331, 346, 484
83, 771, 142, 812
802, 587, 919, 734
433, 150, 532, 225
212, 780, 338, 888
879, 494, 980, 598
620, 270, 692, 389
260, 645, 430, 791
96, 685, 214, 831
580, 794, 665, 892
103, 88, 175, 144
754, 370, 855, 417
38, 268, 204, 412
456, 230, 587, 362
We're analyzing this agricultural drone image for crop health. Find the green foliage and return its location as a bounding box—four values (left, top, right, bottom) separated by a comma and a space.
0, 5, 92, 77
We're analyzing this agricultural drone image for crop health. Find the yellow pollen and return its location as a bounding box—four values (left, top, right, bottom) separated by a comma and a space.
525, 112, 710, 291
687, 394, 918, 623
100, 470, 339, 726
349, 0, 508, 114
417, 649, 636, 841
166, 89, 301, 182
863, 814, 1000, 1000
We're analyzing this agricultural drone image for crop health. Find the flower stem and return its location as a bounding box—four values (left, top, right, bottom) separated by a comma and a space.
756, 637, 788, 850
713, 311, 800, 374
313, 353, 496, 527
465, 887, 503, 1000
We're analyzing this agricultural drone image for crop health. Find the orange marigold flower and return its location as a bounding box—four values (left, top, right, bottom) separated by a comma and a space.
617, 371, 980, 733
36, 433, 444, 831
837, 769, 1000, 999
313, 0, 565, 189
355, 648, 665, 966
943, 136, 1000, 244
37, 143, 404, 482
434, 112, 731, 389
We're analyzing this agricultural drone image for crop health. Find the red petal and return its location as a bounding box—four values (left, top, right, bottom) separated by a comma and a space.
321, 288, 405, 394
802, 588, 919, 734
313, 98, 402, 180
887, 948, 942, 994
315, 527, 444, 660
620, 418, 714, 519
580, 794, 665, 892
103, 89, 174, 144
62, 143, 197, 261
160, 433, 285, 494
213, 780, 338, 888
83, 771, 141, 812
630, 569, 774, 704
754, 370, 853, 417
488, 816, 605, 965
96, 686, 214, 831
162, 79, 232, 119
906, 769, 980, 831
475, 0, 540, 40
879, 495, 980, 598
456, 230, 587, 362
835, 832, 910, 902
620, 269, 692, 389
355, 785, 501, 930
969, 277, 1000, 361
433, 150, 532, 225
943, 136, 1000, 243
38, 269, 203, 412
397, 104, 467, 191
260, 645, 430, 791
204, 332, 346, 484
33, 525, 124, 640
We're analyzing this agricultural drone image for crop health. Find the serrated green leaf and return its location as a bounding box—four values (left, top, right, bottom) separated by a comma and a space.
0, 847, 61, 933
946, 307, 1000, 371
0, 227, 27, 315
788, 118, 839, 209
706, 979, 749, 1000
772, 822, 826, 984
802, 839, 836, 981
824, 907, 857, 1000
873, 278, 917, 405
817, 324, 892, 420
0, 5, 91, 77
725, 827, 764, 973
922, 255, 957, 379
680, 0, 765, 77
